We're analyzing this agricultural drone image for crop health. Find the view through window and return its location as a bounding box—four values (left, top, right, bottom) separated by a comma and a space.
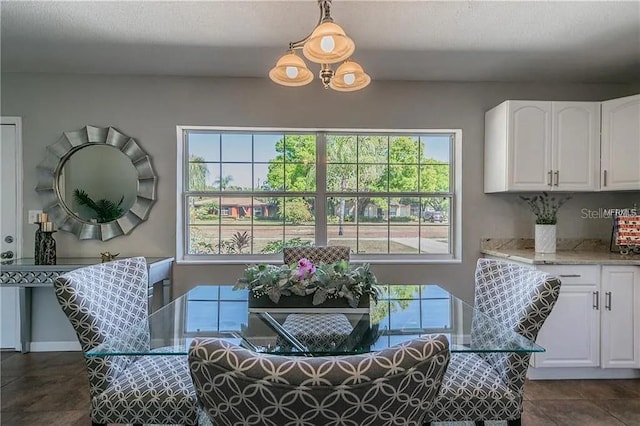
183, 130, 455, 258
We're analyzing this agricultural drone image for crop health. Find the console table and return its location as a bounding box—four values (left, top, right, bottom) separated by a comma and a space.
0, 257, 174, 353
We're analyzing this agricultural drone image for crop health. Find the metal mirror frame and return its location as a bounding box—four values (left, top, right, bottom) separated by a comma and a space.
36, 125, 157, 241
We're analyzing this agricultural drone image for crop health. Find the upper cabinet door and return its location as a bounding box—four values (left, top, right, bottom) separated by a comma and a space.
507, 101, 552, 191
552, 102, 600, 191
601, 94, 640, 191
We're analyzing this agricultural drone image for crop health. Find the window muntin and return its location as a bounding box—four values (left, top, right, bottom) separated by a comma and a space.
183, 129, 456, 258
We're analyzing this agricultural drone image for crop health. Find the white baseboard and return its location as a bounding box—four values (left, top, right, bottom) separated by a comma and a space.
29, 341, 81, 352
528, 366, 640, 380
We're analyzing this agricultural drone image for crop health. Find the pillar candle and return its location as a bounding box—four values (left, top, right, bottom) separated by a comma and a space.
37, 213, 49, 223
42, 222, 54, 232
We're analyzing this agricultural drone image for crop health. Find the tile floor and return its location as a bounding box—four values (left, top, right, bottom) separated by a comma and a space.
1, 350, 639, 425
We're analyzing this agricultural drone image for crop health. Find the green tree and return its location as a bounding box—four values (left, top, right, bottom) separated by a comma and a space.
266, 135, 316, 191
214, 174, 233, 190
189, 155, 209, 191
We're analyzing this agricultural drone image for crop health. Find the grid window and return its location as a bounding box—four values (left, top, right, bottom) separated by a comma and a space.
183, 129, 457, 259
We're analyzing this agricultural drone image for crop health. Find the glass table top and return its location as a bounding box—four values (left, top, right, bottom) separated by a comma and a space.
86, 284, 544, 357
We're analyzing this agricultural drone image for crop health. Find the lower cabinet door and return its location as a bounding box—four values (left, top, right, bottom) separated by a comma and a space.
534, 284, 600, 367
601, 266, 640, 369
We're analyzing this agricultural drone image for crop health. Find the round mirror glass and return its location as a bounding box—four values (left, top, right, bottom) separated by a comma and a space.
58, 144, 138, 223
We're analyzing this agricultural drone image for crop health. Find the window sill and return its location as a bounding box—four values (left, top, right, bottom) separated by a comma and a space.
176, 257, 462, 266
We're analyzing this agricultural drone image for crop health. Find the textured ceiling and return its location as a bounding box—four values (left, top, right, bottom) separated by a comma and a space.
1, 1, 639, 82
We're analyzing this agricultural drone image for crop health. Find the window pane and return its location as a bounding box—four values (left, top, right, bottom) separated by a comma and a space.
421, 299, 451, 329
389, 165, 419, 192
284, 134, 316, 163
390, 136, 419, 164
358, 135, 388, 163
359, 164, 387, 191
221, 133, 252, 162
254, 134, 282, 163
220, 225, 252, 254
327, 197, 356, 225
285, 163, 316, 191
357, 223, 388, 254
189, 225, 218, 254
327, 135, 357, 163
420, 197, 450, 253
189, 196, 219, 225
281, 197, 315, 225
420, 164, 450, 192
390, 225, 419, 254
188, 132, 220, 162
188, 162, 219, 191
221, 163, 252, 191
219, 301, 248, 331
327, 164, 356, 192
421, 135, 451, 164
327, 225, 357, 252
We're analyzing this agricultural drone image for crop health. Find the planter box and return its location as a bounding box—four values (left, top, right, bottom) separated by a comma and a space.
249, 293, 370, 309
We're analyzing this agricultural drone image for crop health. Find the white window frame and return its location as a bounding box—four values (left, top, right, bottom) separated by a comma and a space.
176, 126, 462, 264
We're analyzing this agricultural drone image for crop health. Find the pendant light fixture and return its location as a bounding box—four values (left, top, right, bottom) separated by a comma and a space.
269, 0, 370, 91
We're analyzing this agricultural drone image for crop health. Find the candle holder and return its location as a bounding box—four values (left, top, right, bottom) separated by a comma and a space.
34, 223, 44, 263
38, 231, 57, 265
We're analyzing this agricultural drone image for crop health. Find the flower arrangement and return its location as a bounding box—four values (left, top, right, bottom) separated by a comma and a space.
520, 192, 572, 225
234, 258, 380, 308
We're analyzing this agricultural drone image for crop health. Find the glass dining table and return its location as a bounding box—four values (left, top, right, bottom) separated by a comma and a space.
86, 284, 544, 357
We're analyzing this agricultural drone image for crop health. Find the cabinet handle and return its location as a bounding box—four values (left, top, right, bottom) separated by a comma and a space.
559, 274, 581, 278
605, 291, 612, 311
603, 170, 607, 187
593, 291, 599, 310
547, 170, 553, 187
554, 170, 559, 186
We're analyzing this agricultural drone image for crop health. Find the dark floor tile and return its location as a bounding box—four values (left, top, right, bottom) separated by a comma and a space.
0, 350, 20, 362
1, 374, 89, 412
592, 398, 640, 425
522, 400, 558, 425
576, 379, 640, 399
0, 374, 19, 387
524, 379, 584, 400
535, 399, 625, 425
0, 409, 90, 426
1, 351, 85, 377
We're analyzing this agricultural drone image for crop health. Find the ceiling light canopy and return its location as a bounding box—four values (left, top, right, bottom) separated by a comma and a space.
269, 0, 370, 92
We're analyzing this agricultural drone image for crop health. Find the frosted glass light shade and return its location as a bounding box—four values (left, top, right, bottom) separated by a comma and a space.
303, 22, 355, 64
269, 52, 314, 87
330, 60, 371, 91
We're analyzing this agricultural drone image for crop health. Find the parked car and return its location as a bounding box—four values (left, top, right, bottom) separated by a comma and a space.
423, 210, 444, 223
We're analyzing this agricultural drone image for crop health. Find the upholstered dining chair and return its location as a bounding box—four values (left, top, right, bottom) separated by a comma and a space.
425, 258, 561, 426
189, 335, 450, 426
283, 245, 350, 265
53, 257, 199, 426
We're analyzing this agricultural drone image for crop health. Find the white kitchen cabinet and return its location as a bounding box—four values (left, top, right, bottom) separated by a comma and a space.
601, 266, 640, 368
601, 94, 640, 191
533, 265, 640, 370
534, 265, 600, 368
484, 100, 599, 192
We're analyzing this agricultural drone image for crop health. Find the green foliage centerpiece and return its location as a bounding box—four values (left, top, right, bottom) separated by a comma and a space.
235, 258, 380, 308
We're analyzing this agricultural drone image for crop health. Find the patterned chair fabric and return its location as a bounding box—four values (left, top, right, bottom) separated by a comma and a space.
280, 313, 354, 351
426, 258, 561, 425
53, 257, 199, 425
189, 335, 450, 426
283, 245, 350, 265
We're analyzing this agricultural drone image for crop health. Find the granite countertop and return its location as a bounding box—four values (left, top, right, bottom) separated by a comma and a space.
481, 238, 640, 265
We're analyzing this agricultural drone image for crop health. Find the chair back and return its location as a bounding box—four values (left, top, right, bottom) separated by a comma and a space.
471, 258, 561, 395
283, 245, 350, 265
189, 335, 450, 426
53, 257, 150, 396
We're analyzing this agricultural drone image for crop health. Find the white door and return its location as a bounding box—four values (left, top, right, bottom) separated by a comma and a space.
601, 94, 640, 191
1, 118, 22, 350
552, 102, 600, 191
534, 284, 600, 367
507, 101, 552, 191
601, 266, 640, 368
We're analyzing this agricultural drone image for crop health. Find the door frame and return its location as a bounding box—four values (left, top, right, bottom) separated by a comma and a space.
1, 116, 23, 258
1, 116, 23, 351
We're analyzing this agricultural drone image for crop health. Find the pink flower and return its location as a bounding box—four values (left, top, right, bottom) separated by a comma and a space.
296, 258, 316, 280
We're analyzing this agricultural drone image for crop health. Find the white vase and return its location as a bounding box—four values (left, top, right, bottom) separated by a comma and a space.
535, 224, 556, 254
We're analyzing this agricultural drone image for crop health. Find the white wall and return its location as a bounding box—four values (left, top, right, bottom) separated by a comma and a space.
1, 73, 638, 343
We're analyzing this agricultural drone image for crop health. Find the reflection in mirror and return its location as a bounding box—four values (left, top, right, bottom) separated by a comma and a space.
59, 145, 138, 223
36, 125, 157, 241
